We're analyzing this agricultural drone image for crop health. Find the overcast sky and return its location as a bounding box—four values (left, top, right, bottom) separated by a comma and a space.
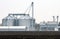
0, 0, 60, 23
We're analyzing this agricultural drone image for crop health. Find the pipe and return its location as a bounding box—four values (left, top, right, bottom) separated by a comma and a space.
57, 16, 59, 23
53, 16, 55, 22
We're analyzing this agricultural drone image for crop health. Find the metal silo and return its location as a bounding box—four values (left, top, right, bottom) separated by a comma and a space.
18, 14, 35, 29
2, 14, 16, 26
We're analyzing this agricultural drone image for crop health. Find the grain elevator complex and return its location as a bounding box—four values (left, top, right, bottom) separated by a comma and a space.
1, 2, 60, 39
2, 14, 35, 31
1, 2, 60, 31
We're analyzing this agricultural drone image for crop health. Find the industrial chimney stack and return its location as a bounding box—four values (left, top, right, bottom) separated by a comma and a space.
57, 16, 59, 23
53, 16, 55, 22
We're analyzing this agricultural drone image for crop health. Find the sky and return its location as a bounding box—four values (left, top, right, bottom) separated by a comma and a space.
0, 0, 60, 23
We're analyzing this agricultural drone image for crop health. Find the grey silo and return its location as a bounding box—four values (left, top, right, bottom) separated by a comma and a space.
2, 14, 35, 26
2, 14, 16, 26
18, 14, 35, 28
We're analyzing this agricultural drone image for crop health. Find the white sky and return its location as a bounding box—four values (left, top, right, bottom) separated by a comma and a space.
0, 0, 60, 23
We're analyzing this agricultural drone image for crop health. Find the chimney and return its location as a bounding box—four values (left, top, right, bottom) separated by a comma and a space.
57, 16, 59, 23
53, 16, 55, 22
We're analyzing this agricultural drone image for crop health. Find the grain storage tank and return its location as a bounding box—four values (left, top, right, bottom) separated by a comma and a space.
2, 14, 16, 26
18, 14, 35, 28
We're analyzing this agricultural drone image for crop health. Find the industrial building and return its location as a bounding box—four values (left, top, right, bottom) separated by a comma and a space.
40, 21, 58, 31
39, 16, 59, 31
0, 2, 60, 39
1, 2, 60, 31
2, 14, 60, 31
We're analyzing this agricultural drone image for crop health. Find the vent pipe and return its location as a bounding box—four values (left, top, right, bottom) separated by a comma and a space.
53, 16, 55, 22
57, 16, 59, 23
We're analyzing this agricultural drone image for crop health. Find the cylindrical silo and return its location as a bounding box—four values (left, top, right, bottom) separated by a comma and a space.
2, 15, 16, 26
18, 14, 35, 29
